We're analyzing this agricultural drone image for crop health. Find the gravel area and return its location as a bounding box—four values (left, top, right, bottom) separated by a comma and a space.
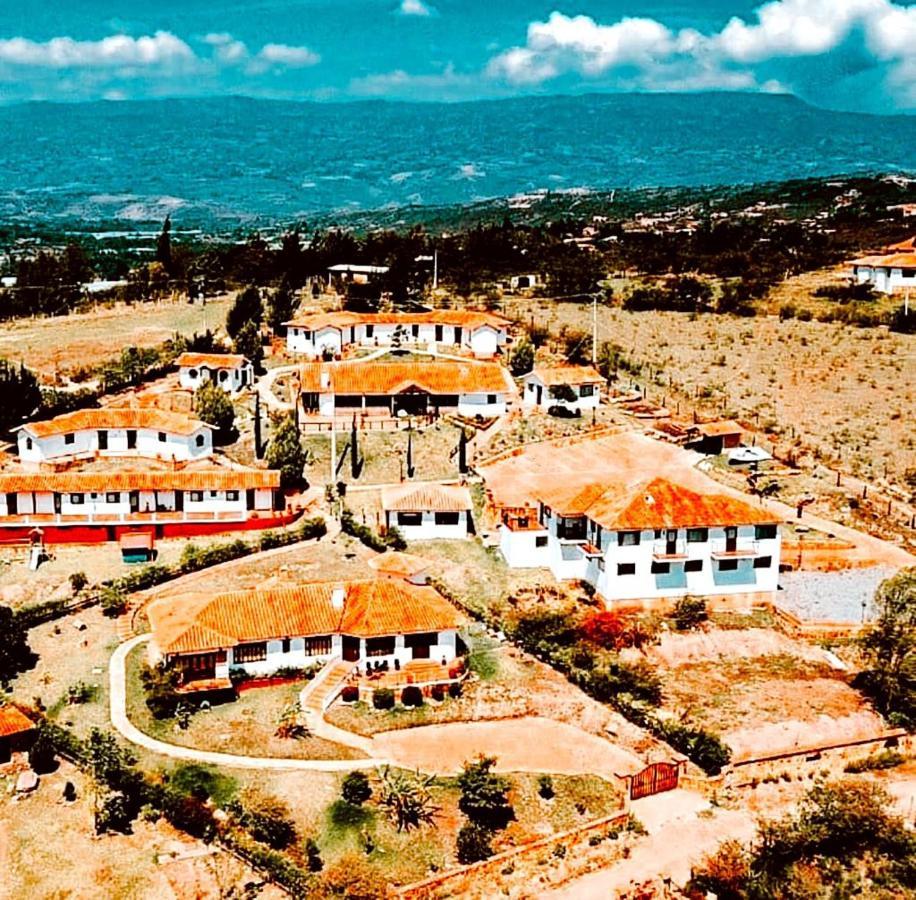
778, 566, 899, 622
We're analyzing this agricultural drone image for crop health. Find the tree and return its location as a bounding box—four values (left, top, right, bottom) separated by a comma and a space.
0, 605, 35, 686
155, 215, 172, 274
0, 360, 41, 431
194, 380, 236, 437
456, 821, 493, 864
341, 771, 372, 807
233, 319, 263, 371
28, 724, 58, 774
672, 595, 708, 631
225, 285, 263, 339
377, 765, 440, 832
857, 567, 915, 727
267, 278, 298, 334
99, 584, 128, 618
253, 391, 263, 459
233, 789, 297, 850
548, 383, 578, 404
509, 340, 534, 376
140, 661, 182, 719
457, 756, 514, 831
351, 416, 361, 479
266, 414, 307, 489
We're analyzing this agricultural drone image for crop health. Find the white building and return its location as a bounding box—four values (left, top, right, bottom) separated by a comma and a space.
850, 252, 916, 294
0, 467, 281, 537
16, 408, 215, 465
327, 263, 389, 287
499, 477, 781, 602
285, 310, 511, 359
381, 483, 474, 541
176, 352, 253, 394
147, 578, 466, 690
522, 365, 604, 412
299, 359, 513, 420
508, 274, 543, 291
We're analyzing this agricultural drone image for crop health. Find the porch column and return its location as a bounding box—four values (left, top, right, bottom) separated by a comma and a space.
362, 394, 366, 411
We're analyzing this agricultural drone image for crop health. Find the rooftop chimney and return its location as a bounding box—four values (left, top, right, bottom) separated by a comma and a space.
331, 584, 346, 609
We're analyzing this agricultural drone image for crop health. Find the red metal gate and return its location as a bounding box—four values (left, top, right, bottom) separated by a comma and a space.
628, 761, 681, 800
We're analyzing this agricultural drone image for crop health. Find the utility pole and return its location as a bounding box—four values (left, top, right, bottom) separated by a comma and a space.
591, 294, 597, 364
329, 424, 337, 485
433, 250, 438, 291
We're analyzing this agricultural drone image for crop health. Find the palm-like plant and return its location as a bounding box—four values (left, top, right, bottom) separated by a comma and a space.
376, 765, 440, 832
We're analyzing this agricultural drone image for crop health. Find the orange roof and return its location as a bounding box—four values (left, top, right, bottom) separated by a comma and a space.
20, 407, 212, 439
885, 236, 916, 252
148, 579, 466, 655
120, 531, 155, 550
850, 252, 916, 269
528, 365, 605, 387
176, 352, 248, 369
287, 309, 510, 331
0, 705, 34, 739
299, 360, 512, 395
367, 551, 431, 577
0, 467, 279, 493
537, 477, 779, 530
695, 420, 743, 438
381, 483, 473, 512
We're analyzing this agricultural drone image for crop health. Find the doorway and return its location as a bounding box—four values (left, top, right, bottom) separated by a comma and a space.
342, 636, 360, 662
725, 526, 737, 553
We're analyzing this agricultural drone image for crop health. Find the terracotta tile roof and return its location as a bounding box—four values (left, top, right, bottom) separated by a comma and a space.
149, 579, 466, 655
528, 365, 605, 387
537, 482, 611, 517
381, 483, 473, 512
695, 420, 743, 438
20, 407, 213, 439
299, 360, 512, 396
175, 352, 248, 369
120, 531, 155, 550
850, 252, 916, 269
536, 477, 779, 530
0, 466, 280, 494
367, 551, 432, 577
0, 705, 34, 739
885, 236, 916, 252
286, 309, 510, 331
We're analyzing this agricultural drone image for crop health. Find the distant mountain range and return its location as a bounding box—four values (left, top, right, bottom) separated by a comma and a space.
2, 92, 915, 231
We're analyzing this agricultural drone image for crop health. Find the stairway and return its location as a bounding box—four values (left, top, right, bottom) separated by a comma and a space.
300, 658, 354, 716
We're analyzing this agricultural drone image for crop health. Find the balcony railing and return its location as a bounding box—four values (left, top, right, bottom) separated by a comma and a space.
710, 539, 761, 558
0, 508, 268, 527
652, 538, 688, 559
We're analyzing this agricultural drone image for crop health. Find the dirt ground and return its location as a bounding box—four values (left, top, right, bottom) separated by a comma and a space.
502, 297, 916, 492
0, 296, 232, 380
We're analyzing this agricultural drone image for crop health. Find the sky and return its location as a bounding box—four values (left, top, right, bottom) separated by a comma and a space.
0, 1, 915, 112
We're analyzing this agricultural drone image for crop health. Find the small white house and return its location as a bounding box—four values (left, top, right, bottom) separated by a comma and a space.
522, 366, 604, 412
16, 408, 215, 464
285, 310, 511, 359
298, 360, 513, 420
499, 477, 782, 602
328, 263, 389, 287
176, 353, 253, 394
508, 274, 543, 291
146, 578, 467, 690
382, 483, 474, 540
850, 252, 916, 294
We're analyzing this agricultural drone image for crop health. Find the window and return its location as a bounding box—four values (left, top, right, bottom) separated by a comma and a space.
487, 394, 497, 403
189, 491, 203, 502
210, 491, 218, 498
718, 559, 739, 571
435, 325, 443, 341
158, 432, 167, 442
106, 492, 119, 503
25, 438, 32, 450
755, 524, 778, 540
281, 638, 291, 654
234, 642, 267, 663
684, 559, 703, 573
303, 636, 333, 656
651, 561, 670, 574
411, 325, 419, 337
435, 511, 460, 526
366, 637, 396, 657
597, 557, 606, 571
618, 531, 640, 546
754, 556, 772, 569
196, 434, 205, 447
580, 384, 594, 397
687, 528, 708, 543
70, 493, 84, 505
397, 512, 422, 526
218, 369, 229, 382
188, 368, 198, 378
64, 433, 75, 445
226, 491, 239, 501
617, 563, 636, 575
535, 535, 548, 548
365, 324, 374, 338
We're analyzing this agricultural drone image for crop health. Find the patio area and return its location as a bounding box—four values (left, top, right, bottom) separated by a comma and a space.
344, 657, 466, 700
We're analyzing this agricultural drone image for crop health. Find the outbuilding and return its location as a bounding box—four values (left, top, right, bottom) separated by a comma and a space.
381, 483, 474, 540
176, 353, 253, 394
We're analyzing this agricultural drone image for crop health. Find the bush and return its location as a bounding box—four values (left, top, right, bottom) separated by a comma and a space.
28, 725, 58, 774
99, 584, 128, 618
340, 508, 405, 552
448, 681, 463, 698
672, 596, 708, 631
341, 771, 372, 806
66, 681, 97, 705
140, 662, 182, 720
168, 763, 238, 805
457, 756, 514, 831
456, 821, 493, 864
341, 685, 359, 703
401, 685, 424, 707
304, 837, 324, 873
372, 687, 395, 710
232, 789, 297, 850
430, 684, 445, 702
844, 750, 905, 774
537, 774, 555, 800
547, 404, 580, 419
68, 572, 88, 594
194, 380, 235, 437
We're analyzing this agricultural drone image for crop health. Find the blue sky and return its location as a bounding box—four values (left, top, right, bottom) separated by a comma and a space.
0, 1, 915, 112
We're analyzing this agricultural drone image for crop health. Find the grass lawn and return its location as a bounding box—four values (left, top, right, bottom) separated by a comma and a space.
124, 643, 363, 761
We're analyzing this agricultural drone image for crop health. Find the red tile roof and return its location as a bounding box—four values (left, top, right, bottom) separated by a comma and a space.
381, 483, 473, 512
287, 309, 510, 331
20, 407, 212, 439
0, 467, 279, 493
148, 579, 467, 655
528, 365, 605, 387
537, 477, 779, 530
850, 252, 916, 269
0, 705, 34, 739
299, 360, 512, 396
695, 420, 743, 438
176, 352, 248, 369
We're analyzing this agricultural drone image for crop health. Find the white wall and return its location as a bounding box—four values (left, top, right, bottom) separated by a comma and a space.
499, 525, 549, 568
457, 392, 506, 417
180, 364, 251, 393
387, 509, 471, 541
18, 426, 212, 463
854, 265, 916, 294
522, 377, 600, 411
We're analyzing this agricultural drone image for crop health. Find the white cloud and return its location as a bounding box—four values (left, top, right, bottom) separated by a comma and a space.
350, 63, 472, 97
399, 0, 434, 16
255, 43, 321, 68
487, 1, 916, 99
0, 31, 195, 68
203, 32, 249, 65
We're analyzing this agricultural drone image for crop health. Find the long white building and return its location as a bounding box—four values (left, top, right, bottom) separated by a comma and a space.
16, 408, 215, 464
850, 250, 916, 294
285, 310, 511, 359
499, 477, 781, 602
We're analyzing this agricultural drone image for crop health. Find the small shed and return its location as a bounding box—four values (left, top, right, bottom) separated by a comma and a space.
120, 531, 155, 564
0, 705, 36, 762
688, 420, 744, 455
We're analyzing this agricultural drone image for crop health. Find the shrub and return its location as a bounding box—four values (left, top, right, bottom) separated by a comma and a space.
68, 572, 88, 594
341, 685, 359, 703
458, 756, 514, 831
232, 789, 297, 850
140, 662, 182, 720
372, 687, 395, 710
537, 774, 555, 800
99, 584, 128, 618
844, 750, 905, 773
304, 837, 324, 873
168, 764, 238, 805
672, 596, 708, 631
456, 822, 493, 864
547, 404, 580, 419
430, 684, 445, 702
66, 681, 97, 705
401, 685, 424, 707
194, 380, 235, 437
28, 725, 58, 774
341, 770, 372, 806
448, 681, 463, 699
